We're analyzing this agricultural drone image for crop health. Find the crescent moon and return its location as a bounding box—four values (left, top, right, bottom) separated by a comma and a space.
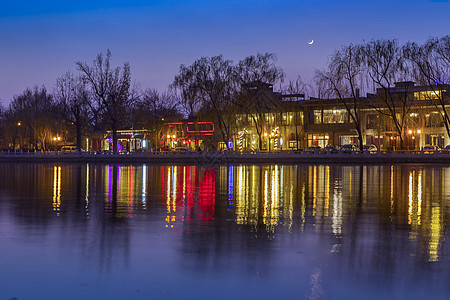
308, 40, 314, 45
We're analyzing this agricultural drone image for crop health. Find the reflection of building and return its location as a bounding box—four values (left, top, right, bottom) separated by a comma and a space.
160, 166, 216, 230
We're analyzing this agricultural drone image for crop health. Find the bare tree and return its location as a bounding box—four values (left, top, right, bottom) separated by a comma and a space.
314, 44, 366, 150
0, 103, 7, 149
404, 36, 450, 138
54, 71, 92, 152
76, 50, 132, 153
362, 39, 413, 149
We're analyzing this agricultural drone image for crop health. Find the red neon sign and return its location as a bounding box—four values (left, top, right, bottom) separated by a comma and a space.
187, 122, 214, 134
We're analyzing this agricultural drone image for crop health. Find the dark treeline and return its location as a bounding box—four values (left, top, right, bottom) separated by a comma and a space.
0, 36, 449, 152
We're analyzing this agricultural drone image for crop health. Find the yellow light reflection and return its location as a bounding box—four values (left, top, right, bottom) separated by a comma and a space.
312, 166, 317, 216
263, 169, 268, 224
428, 205, 442, 262
85, 164, 89, 216
236, 165, 247, 225
324, 166, 330, 217
52, 166, 61, 215
408, 171, 413, 225
270, 166, 279, 228
417, 172, 422, 225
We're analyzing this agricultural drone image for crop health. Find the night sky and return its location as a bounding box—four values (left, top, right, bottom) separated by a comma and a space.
1, 0, 449, 105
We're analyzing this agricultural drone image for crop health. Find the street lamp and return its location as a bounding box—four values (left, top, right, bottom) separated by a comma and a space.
407, 129, 422, 150
13, 121, 22, 150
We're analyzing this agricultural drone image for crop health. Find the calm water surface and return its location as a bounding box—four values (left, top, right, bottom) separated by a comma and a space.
1, 163, 450, 299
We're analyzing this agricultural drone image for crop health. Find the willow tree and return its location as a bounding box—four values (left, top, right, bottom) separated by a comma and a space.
314, 44, 366, 150
76, 50, 132, 153
404, 36, 450, 139
233, 53, 285, 150
172, 55, 238, 149
362, 39, 413, 149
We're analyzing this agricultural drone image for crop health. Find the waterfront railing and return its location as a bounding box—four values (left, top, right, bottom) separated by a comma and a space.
2, 149, 450, 163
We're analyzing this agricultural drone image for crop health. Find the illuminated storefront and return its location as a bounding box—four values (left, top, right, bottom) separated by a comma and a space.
161, 121, 215, 150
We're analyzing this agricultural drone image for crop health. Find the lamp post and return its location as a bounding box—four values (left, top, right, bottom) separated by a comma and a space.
407, 129, 421, 150
13, 121, 22, 150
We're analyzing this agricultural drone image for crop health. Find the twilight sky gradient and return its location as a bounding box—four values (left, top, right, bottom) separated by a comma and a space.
1, 0, 449, 105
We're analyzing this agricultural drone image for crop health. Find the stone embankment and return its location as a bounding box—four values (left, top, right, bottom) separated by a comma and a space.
2, 150, 450, 164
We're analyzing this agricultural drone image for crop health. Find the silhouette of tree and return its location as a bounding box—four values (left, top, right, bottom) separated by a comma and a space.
234, 53, 285, 150
172, 55, 238, 148
132, 89, 181, 149
54, 71, 92, 152
76, 50, 133, 153
314, 44, 366, 150
9, 86, 56, 150
404, 36, 450, 139
362, 39, 413, 149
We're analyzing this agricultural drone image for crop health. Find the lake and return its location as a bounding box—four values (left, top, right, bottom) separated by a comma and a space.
1, 163, 449, 299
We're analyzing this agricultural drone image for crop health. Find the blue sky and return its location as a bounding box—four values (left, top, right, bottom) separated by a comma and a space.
1, 0, 449, 105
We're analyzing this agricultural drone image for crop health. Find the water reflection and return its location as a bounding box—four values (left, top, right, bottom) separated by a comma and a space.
44, 164, 450, 263
52, 165, 61, 215
2, 163, 450, 298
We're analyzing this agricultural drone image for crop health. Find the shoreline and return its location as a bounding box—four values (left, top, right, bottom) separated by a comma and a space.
1, 150, 450, 164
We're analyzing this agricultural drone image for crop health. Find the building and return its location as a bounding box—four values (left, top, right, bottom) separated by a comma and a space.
231, 81, 449, 151
94, 81, 449, 152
